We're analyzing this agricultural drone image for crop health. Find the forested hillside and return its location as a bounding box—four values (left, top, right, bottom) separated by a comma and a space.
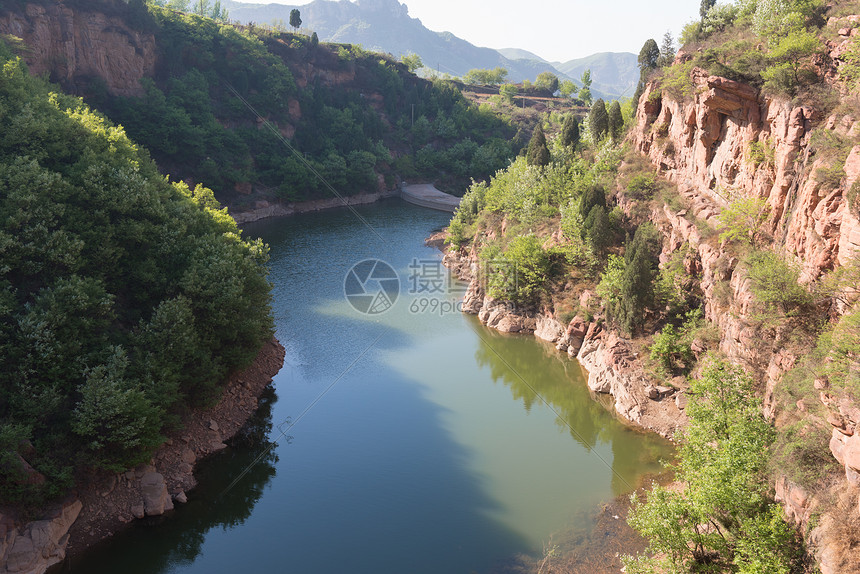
0, 41, 272, 509
0, 0, 520, 208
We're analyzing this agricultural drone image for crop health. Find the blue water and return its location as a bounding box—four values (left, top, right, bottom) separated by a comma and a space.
68, 199, 670, 574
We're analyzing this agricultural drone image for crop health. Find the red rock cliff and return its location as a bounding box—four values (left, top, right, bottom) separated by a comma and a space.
0, 3, 156, 97
628, 30, 860, 574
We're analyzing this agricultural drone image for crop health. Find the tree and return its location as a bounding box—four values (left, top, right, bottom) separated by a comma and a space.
762, 29, 822, 93
607, 100, 623, 144
559, 114, 580, 149
210, 0, 228, 21
310, 31, 319, 48
638, 39, 660, 76
625, 359, 800, 573
289, 8, 302, 32
584, 205, 611, 255
657, 31, 675, 67
400, 53, 423, 73
578, 69, 593, 105
193, 0, 209, 16
559, 80, 577, 98
717, 195, 769, 247
588, 98, 609, 144
535, 71, 559, 94
499, 83, 518, 103
579, 184, 606, 219
700, 0, 716, 19
463, 67, 508, 85
526, 124, 550, 167
612, 223, 660, 335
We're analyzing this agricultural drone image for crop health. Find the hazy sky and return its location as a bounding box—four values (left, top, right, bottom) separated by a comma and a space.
231, 0, 700, 62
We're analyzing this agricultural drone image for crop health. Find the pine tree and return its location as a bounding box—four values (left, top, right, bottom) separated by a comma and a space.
608, 100, 623, 144
658, 31, 675, 67
579, 184, 606, 219
638, 39, 660, 74
526, 124, 550, 167
560, 114, 580, 150
700, 0, 716, 19
584, 205, 611, 255
613, 223, 660, 335
588, 99, 609, 144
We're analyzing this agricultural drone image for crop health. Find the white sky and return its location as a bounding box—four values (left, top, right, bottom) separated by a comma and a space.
231, 0, 700, 62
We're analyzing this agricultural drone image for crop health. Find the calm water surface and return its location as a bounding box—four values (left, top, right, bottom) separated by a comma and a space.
69, 199, 671, 574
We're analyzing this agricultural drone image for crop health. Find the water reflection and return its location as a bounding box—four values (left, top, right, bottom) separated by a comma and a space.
470, 318, 670, 496
63, 388, 279, 573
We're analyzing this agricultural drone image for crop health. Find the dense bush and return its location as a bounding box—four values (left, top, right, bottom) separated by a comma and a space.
744, 250, 813, 318
0, 47, 273, 506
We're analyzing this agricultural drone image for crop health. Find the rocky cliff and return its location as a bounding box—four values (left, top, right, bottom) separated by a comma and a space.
624, 24, 860, 574
0, 2, 156, 97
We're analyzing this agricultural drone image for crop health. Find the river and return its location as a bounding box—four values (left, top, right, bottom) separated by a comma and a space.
68, 199, 671, 573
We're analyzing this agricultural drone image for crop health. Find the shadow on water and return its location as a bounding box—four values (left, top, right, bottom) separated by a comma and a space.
62, 387, 280, 573
65, 201, 535, 574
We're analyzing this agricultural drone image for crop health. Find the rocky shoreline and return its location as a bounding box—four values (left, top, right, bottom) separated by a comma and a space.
430, 232, 687, 440
229, 189, 401, 224
0, 338, 285, 574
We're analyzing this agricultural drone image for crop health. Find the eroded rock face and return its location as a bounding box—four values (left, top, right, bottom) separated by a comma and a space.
631, 67, 859, 283
0, 3, 156, 97
0, 499, 82, 574
628, 36, 860, 572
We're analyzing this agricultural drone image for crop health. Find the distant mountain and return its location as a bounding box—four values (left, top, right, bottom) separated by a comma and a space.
223, 0, 637, 98
553, 52, 639, 99
496, 48, 548, 64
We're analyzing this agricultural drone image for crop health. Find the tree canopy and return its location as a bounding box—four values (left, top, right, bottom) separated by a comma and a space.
289, 8, 302, 31
0, 44, 273, 506
526, 124, 551, 167
463, 67, 509, 85
588, 98, 609, 144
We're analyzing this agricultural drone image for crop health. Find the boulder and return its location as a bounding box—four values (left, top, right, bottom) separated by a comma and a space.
1, 499, 81, 574
140, 471, 173, 516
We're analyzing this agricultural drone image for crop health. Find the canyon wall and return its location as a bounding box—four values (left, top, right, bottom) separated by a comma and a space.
627, 31, 860, 574
0, 3, 156, 97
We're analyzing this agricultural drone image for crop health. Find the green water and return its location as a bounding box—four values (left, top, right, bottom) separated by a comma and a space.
67, 199, 671, 574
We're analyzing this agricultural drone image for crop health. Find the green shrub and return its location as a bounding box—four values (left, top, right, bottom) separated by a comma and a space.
658, 60, 697, 100
815, 163, 845, 190
717, 195, 770, 246
626, 173, 659, 200
816, 309, 860, 394
770, 422, 841, 489
480, 235, 552, 306
745, 250, 813, 317
848, 181, 860, 216
625, 359, 803, 574
747, 138, 775, 169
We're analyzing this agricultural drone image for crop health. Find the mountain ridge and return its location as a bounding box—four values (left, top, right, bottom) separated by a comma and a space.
222, 0, 637, 98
